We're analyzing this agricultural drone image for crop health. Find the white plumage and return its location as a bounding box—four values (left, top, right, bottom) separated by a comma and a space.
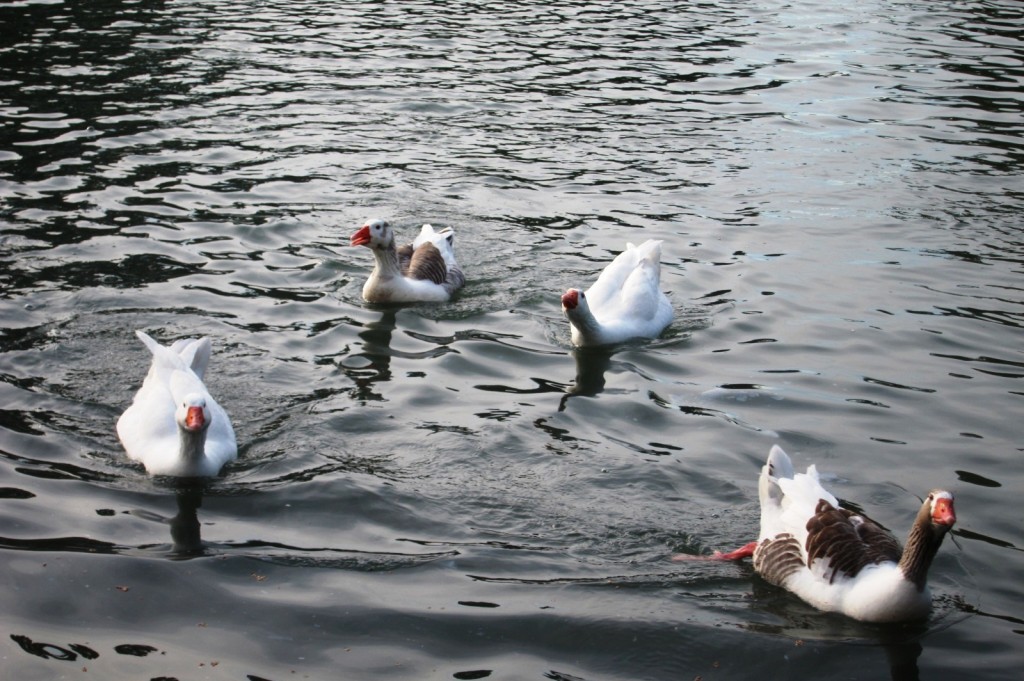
350, 219, 465, 303
561, 239, 673, 347
750, 445, 956, 622
117, 331, 237, 477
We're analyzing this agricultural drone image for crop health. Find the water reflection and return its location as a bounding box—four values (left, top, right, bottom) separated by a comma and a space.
9, 634, 98, 662
884, 639, 924, 681
745, 580, 941, 681
341, 309, 398, 402
168, 486, 204, 558
10, 634, 159, 663
558, 346, 614, 411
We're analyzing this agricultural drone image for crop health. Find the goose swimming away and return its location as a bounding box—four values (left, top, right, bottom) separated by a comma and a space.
561, 239, 673, 347
682, 445, 956, 623
350, 218, 466, 303
116, 331, 237, 477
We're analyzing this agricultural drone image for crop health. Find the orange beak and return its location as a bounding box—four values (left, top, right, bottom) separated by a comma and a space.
350, 224, 371, 247
561, 289, 579, 310
185, 405, 205, 431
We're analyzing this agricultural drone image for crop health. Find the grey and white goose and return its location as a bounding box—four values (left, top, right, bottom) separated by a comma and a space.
350, 218, 465, 303
682, 445, 956, 623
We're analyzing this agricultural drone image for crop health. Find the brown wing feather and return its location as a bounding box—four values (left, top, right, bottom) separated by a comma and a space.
396, 243, 414, 274
753, 533, 804, 587
804, 499, 902, 583
405, 242, 448, 285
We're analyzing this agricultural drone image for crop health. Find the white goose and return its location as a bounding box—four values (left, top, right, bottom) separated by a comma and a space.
350, 219, 466, 303
704, 445, 956, 623
561, 239, 673, 347
116, 331, 237, 477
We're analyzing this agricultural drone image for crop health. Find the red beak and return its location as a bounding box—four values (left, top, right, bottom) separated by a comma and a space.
932, 496, 955, 527
350, 224, 371, 247
185, 405, 205, 431
561, 289, 579, 310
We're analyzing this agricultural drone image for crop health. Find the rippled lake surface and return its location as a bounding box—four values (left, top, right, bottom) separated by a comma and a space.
1, 0, 1022, 679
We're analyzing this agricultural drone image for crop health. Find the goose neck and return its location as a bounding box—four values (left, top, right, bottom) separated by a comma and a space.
179, 427, 207, 463
898, 505, 947, 590
372, 243, 402, 278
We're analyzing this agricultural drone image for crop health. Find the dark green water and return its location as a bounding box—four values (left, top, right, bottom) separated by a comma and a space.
1, 1, 1021, 679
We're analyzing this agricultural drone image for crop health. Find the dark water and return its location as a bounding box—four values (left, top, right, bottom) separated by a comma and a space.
1, 0, 1022, 679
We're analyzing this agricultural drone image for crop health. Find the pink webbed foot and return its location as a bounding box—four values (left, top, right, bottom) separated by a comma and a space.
671, 540, 757, 562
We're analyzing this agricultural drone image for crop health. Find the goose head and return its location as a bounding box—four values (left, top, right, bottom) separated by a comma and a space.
176, 393, 211, 434
351, 218, 395, 250
928, 490, 956, 530
561, 288, 587, 314
563, 286, 599, 338
561, 287, 596, 326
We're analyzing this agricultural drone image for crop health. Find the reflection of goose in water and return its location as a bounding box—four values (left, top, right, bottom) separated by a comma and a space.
885, 638, 924, 681
341, 310, 462, 403
341, 310, 398, 403
169, 486, 204, 558
559, 347, 614, 411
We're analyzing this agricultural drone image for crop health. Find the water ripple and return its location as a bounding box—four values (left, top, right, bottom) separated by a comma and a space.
1, 1, 1022, 679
